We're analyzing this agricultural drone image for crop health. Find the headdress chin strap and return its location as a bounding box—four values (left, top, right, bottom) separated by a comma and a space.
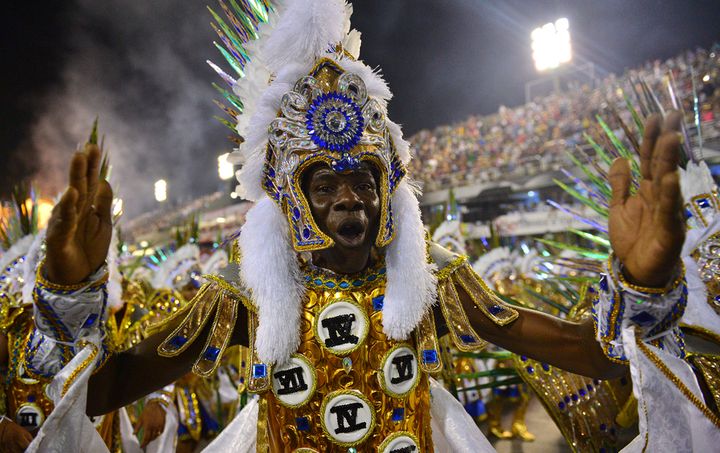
241, 181, 436, 365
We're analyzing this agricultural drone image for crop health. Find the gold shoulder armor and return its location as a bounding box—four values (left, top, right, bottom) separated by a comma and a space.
156, 262, 251, 377
429, 241, 519, 352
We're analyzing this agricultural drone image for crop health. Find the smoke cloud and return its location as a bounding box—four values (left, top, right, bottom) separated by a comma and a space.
26, 1, 230, 217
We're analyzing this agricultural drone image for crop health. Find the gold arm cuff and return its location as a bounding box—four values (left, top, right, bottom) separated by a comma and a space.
414, 308, 443, 374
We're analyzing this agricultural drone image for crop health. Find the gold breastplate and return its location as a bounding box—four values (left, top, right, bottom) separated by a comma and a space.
257, 266, 432, 452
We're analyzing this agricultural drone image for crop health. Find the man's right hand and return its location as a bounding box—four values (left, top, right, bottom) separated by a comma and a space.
45, 142, 113, 285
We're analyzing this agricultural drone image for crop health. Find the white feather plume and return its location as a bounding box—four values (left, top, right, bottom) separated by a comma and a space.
382, 180, 438, 340
262, 0, 347, 74
239, 196, 305, 364
151, 243, 200, 290
106, 230, 123, 310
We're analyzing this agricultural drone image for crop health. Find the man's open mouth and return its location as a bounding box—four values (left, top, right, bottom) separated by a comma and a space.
337, 218, 366, 241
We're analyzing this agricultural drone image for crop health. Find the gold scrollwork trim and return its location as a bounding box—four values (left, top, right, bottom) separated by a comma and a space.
377, 431, 420, 453
270, 353, 317, 409
202, 274, 256, 313
319, 389, 376, 448
377, 343, 420, 399
313, 297, 370, 357
436, 277, 488, 352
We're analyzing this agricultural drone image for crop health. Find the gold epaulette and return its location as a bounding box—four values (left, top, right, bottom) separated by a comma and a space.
156, 264, 252, 377
429, 242, 519, 353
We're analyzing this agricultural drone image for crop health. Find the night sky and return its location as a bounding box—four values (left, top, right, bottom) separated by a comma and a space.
2, 0, 720, 217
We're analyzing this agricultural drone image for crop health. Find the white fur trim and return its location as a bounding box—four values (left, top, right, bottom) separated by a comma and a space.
21, 232, 45, 306
383, 180, 438, 340
386, 120, 412, 165
239, 196, 305, 364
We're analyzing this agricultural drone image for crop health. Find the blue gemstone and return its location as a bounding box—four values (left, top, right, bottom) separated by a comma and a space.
564, 396, 571, 403
352, 279, 363, 287
239, 377, 245, 384
372, 295, 385, 310
379, 268, 387, 275
313, 278, 323, 286
169, 335, 187, 349
558, 401, 566, 410
587, 384, 594, 392
83, 313, 99, 328
696, 198, 711, 208
422, 349, 438, 364
292, 207, 300, 220
296, 417, 310, 431
252, 363, 267, 379
579, 388, 586, 397
488, 304, 503, 315
520, 355, 528, 362
460, 334, 476, 344
685, 208, 693, 219
599, 423, 606, 431
325, 281, 336, 289
203, 346, 221, 362
27, 394, 36, 403
367, 274, 377, 282
339, 281, 350, 289
267, 167, 275, 178
541, 363, 550, 372
630, 311, 657, 326
571, 393, 578, 402
391, 407, 405, 422
302, 227, 311, 239
526, 366, 535, 374
599, 275, 608, 292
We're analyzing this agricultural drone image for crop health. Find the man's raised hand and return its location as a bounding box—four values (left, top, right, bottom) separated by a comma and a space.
45, 130, 113, 285
608, 110, 685, 288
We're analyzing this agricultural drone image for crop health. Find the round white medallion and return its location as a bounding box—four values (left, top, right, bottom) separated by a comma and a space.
314, 299, 368, 355
15, 403, 45, 431
271, 354, 316, 408
379, 432, 420, 453
321, 390, 375, 446
379, 345, 419, 398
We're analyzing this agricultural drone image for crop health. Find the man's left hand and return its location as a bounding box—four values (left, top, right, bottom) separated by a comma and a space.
608, 110, 685, 288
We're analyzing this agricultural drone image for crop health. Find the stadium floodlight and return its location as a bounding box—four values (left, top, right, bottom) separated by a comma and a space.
531, 17, 572, 72
154, 179, 167, 202
217, 153, 234, 180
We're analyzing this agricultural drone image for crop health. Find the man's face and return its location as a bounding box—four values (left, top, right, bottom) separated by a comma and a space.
302, 162, 380, 250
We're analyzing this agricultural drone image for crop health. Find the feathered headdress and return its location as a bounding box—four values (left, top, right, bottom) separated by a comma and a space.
208, 0, 435, 364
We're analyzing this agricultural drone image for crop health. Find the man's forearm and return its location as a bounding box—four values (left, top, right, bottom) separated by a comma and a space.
458, 287, 627, 379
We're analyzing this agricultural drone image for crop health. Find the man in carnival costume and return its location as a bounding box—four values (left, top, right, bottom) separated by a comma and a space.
23, 1, 704, 451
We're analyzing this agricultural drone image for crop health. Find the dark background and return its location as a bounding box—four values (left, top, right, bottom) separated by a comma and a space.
2, 0, 719, 216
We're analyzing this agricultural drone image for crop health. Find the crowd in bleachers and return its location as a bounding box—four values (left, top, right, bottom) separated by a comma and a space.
409, 44, 720, 192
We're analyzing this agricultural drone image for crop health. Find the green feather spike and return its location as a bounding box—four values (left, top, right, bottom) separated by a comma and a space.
553, 178, 608, 217
460, 378, 525, 393
454, 351, 514, 360
243, 0, 269, 23
596, 115, 641, 178
568, 228, 611, 249
565, 151, 613, 199
623, 92, 645, 136
211, 22, 250, 64
208, 7, 247, 49
536, 238, 609, 260
229, 0, 259, 27
89, 117, 99, 145
456, 368, 519, 379
583, 133, 614, 166
608, 104, 640, 154
212, 83, 244, 112
219, 1, 257, 41
213, 115, 238, 133
213, 99, 240, 119
214, 42, 245, 77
